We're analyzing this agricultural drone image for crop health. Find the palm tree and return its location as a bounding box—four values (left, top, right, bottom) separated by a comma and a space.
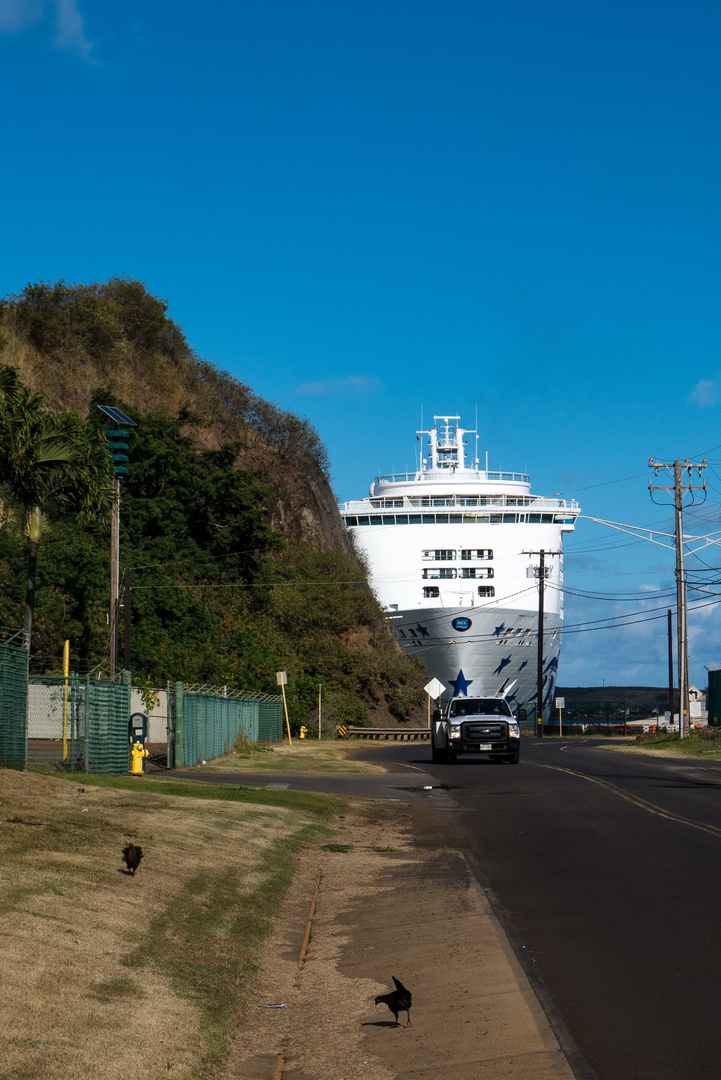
0, 366, 115, 653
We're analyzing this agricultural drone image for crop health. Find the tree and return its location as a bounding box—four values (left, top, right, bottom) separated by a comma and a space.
0, 366, 115, 652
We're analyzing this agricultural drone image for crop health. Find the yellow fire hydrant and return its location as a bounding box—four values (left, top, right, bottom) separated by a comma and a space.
130, 741, 149, 775
299, 726, 308, 739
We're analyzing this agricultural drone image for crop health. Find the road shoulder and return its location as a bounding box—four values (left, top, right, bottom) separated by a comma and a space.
221, 802, 578, 1080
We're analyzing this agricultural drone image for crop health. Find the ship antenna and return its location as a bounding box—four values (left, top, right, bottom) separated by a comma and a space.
475, 403, 479, 468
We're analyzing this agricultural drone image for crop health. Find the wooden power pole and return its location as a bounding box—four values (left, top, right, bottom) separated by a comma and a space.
649, 459, 706, 736
523, 549, 560, 738
109, 475, 120, 678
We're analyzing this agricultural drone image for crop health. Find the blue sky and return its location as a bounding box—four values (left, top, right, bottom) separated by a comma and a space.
2, 0, 721, 689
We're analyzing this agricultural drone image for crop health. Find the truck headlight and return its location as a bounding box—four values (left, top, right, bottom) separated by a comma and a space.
508, 722, 520, 738
450, 724, 461, 739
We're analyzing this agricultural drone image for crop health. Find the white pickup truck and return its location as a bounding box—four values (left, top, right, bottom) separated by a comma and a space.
431, 695, 521, 764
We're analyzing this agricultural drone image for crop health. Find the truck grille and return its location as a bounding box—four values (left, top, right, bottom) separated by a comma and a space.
462, 721, 506, 741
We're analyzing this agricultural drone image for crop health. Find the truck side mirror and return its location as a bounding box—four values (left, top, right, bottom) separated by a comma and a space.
432, 709, 441, 723
517, 708, 527, 721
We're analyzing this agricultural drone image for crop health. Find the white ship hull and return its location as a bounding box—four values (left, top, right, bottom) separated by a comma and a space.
391, 606, 563, 716
340, 416, 580, 719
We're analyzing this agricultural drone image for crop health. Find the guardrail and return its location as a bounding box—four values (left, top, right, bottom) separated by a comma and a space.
342, 726, 431, 741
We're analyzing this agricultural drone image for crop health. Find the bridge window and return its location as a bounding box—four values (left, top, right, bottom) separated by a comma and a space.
422, 549, 456, 561
423, 586, 440, 598
477, 586, 496, 597
461, 567, 494, 579
422, 568, 457, 580
461, 549, 493, 560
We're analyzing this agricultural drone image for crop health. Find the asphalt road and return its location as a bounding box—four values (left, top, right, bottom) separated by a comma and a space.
170, 740, 721, 1078
352, 738, 721, 1080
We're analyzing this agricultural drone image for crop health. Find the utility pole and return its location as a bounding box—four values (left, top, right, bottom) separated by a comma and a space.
109, 475, 120, 677
649, 459, 707, 737
667, 608, 674, 729
97, 406, 137, 678
124, 566, 132, 671
523, 550, 560, 738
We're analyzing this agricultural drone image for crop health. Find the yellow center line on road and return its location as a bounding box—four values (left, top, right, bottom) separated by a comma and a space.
532, 762, 721, 840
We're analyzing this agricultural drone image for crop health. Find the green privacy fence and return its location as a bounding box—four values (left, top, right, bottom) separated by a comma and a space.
0, 631, 30, 770
169, 683, 284, 768
28, 672, 131, 775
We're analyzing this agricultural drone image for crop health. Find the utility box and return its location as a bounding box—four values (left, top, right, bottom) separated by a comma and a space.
129, 712, 148, 743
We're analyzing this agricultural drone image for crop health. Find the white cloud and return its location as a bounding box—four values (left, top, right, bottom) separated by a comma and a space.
0, 0, 93, 60
689, 378, 718, 408
0, 0, 43, 32
295, 374, 381, 396
53, 0, 92, 59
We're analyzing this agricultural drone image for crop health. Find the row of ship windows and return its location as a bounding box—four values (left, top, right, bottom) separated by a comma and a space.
373, 498, 543, 508
422, 567, 494, 579
422, 586, 496, 598
423, 548, 492, 561
344, 513, 567, 526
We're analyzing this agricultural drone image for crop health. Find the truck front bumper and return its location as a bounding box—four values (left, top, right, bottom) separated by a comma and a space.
455, 739, 520, 754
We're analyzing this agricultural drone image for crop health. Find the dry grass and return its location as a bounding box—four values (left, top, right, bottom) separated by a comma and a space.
0, 769, 335, 1080
195, 739, 388, 775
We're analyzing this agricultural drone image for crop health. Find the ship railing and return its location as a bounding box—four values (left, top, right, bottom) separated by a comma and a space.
341, 495, 579, 512
374, 470, 530, 485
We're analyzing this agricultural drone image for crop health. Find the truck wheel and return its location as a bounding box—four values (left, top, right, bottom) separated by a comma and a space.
431, 742, 443, 763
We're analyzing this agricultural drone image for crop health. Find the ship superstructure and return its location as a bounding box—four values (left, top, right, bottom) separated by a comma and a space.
339, 415, 580, 716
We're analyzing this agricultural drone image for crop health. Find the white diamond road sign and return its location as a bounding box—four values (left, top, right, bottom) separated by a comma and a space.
425, 678, 445, 699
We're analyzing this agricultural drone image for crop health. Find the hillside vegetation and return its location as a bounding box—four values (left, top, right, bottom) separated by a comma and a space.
0, 279, 425, 724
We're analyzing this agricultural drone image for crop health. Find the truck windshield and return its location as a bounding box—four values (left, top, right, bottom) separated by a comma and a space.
450, 699, 512, 717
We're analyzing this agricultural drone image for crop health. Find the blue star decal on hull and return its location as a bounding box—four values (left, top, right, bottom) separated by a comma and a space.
492, 656, 512, 677
416, 624, 429, 638
518, 660, 528, 672
450, 669, 473, 696
493, 623, 506, 637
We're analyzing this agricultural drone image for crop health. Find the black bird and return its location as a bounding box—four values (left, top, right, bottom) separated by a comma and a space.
375, 976, 412, 1027
122, 843, 143, 876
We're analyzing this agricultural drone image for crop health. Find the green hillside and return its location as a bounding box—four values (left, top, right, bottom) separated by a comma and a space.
0, 279, 426, 725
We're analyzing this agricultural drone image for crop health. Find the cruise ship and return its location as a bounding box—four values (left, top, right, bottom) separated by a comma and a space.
340, 415, 580, 718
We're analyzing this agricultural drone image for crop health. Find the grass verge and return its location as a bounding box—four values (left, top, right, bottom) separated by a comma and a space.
189, 738, 387, 775
1, 768, 345, 1080
601, 727, 721, 759
30, 761, 348, 817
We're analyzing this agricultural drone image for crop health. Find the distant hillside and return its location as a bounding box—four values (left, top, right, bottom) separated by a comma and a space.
0, 279, 426, 725
0, 278, 345, 550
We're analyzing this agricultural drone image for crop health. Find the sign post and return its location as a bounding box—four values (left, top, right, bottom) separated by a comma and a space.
424, 678, 446, 728
62, 639, 70, 762
276, 671, 292, 747
555, 696, 565, 737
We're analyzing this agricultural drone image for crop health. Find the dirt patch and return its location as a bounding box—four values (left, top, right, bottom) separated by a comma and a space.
220, 804, 413, 1080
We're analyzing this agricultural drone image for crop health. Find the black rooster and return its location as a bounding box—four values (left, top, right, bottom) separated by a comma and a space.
375, 976, 412, 1027
122, 843, 143, 876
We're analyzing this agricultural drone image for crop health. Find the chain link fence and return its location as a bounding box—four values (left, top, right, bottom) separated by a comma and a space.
28, 673, 131, 775
0, 630, 29, 770
170, 684, 283, 767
